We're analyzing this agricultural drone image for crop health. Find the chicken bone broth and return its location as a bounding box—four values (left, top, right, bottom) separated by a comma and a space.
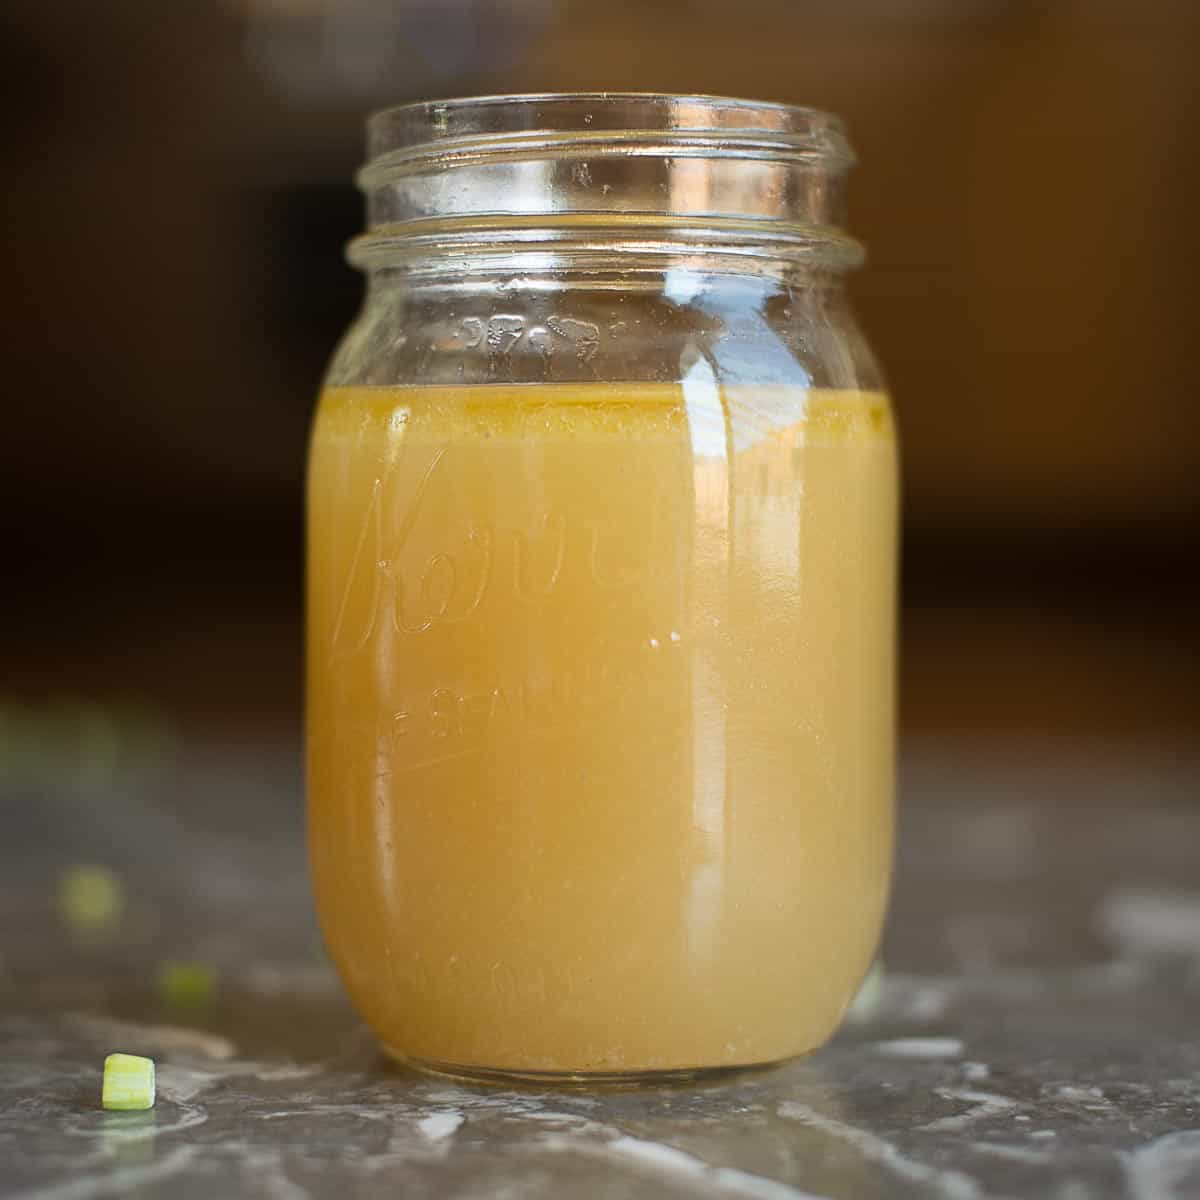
307, 382, 897, 1075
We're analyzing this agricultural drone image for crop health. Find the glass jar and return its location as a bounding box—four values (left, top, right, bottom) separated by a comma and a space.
307, 93, 897, 1082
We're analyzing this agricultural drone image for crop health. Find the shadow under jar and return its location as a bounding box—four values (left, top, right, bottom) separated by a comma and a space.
307, 93, 897, 1082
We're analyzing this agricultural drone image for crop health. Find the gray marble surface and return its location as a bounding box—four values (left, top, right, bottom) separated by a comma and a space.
2, 732, 1199, 1199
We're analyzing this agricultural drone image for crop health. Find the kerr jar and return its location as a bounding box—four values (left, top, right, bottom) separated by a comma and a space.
307, 94, 897, 1081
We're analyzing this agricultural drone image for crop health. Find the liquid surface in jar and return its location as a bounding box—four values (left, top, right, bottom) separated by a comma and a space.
307, 382, 897, 1075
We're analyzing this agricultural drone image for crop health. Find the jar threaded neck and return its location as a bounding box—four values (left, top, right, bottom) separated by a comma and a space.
352, 93, 862, 274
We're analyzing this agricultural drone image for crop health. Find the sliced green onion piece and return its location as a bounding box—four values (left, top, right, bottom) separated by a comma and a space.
60, 866, 124, 933
102, 1053, 155, 1111
156, 962, 216, 1010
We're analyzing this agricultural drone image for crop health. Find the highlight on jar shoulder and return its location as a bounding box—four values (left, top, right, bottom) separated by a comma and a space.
306, 93, 898, 1082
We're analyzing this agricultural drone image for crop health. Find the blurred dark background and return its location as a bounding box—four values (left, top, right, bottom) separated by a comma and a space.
3, 0, 1198, 754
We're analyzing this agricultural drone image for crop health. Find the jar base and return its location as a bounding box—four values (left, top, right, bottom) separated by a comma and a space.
383, 1046, 800, 1088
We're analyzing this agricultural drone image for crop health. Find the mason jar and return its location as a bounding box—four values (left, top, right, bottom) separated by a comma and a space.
307, 93, 897, 1081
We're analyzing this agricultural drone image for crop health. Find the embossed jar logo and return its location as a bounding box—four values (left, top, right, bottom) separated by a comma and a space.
319, 396, 693, 773
327, 428, 682, 659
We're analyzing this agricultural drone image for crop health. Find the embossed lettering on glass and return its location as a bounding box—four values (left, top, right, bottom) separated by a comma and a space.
307, 93, 898, 1081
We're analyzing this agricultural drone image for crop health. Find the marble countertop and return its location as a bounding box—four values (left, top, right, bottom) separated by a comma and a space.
2, 736, 1199, 1199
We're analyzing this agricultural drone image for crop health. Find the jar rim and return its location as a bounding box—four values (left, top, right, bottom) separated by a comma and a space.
370, 91, 844, 125
364, 92, 854, 172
